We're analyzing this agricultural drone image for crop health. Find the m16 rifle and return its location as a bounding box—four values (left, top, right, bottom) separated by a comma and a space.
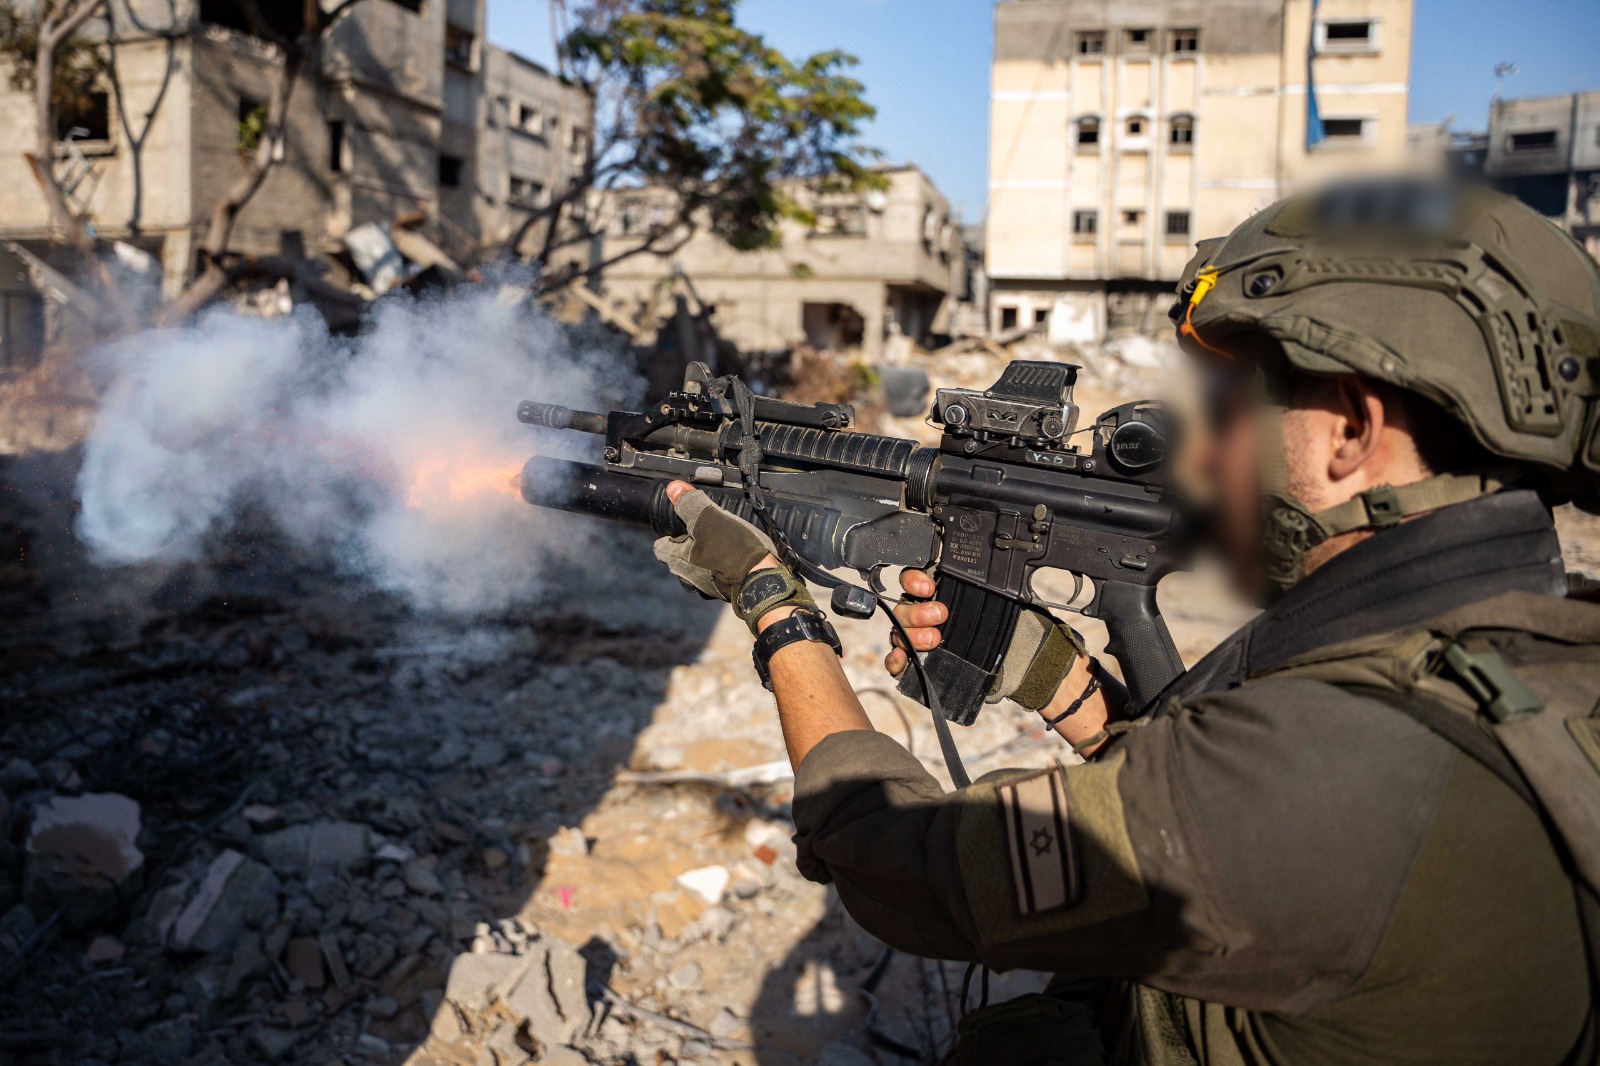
518, 360, 1187, 781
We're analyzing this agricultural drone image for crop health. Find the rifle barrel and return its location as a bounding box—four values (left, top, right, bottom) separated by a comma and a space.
518, 402, 608, 435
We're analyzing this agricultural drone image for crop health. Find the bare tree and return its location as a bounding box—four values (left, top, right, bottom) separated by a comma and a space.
163, 0, 368, 323
3, 0, 110, 252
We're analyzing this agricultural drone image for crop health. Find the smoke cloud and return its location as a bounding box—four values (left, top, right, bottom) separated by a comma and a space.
75, 287, 639, 614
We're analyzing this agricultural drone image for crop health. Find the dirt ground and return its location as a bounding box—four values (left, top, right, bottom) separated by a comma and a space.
2, 345, 1597, 1066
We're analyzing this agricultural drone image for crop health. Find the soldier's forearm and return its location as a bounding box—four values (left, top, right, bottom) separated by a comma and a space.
760, 605, 875, 769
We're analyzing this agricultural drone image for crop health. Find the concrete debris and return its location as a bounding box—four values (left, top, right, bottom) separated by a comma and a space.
444, 951, 531, 1013
675, 865, 730, 905
169, 849, 280, 953
284, 936, 325, 989
404, 858, 445, 897
84, 934, 125, 964
24, 792, 145, 927
251, 1026, 301, 1062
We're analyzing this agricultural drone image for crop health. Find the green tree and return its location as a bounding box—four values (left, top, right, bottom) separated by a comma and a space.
520, 0, 881, 292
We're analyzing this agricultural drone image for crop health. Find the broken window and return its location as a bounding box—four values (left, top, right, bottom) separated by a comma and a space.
1076, 31, 1106, 56
999, 306, 1019, 331
328, 120, 346, 173
1320, 20, 1375, 51
1033, 308, 1050, 327
1076, 116, 1101, 147
446, 26, 476, 70
1166, 210, 1191, 238
57, 91, 110, 142
1125, 28, 1151, 53
1170, 29, 1200, 54
509, 178, 545, 208
811, 204, 867, 237
1509, 130, 1559, 153
1073, 209, 1098, 236
237, 95, 283, 160
1321, 117, 1369, 142
1169, 114, 1195, 148
439, 154, 464, 188
515, 102, 544, 137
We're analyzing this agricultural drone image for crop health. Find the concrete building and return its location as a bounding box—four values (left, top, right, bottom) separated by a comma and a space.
0, 0, 587, 371
589, 165, 968, 359
986, 0, 1414, 343
1483, 90, 1600, 259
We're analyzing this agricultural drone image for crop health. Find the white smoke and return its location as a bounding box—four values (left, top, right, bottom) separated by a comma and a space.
75, 287, 638, 614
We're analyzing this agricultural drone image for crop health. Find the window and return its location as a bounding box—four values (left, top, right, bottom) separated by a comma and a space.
57, 90, 110, 142
439, 154, 464, 188
811, 204, 867, 237
237, 95, 283, 160
509, 177, 545, 208
1033, 308, 1050, 327
328, 120, 345, 173
1319, 20, 1376, 52
1165, 211, 1191, 238
1076, 116, 1101, 147
389, 0, 423, 12
1076, 31, 1106, 56
1122, 209, 1143, 226
1126, 116, 1145, 137
1073, 209, 1098, 236
1170, 29, 1199, 54
514, 102, 543, 137
1000, 306, 1019, 332
1509, 130, 1559, 153
1321, 117, 1369, 142
446, 26, 476, 70
1169, 114, 1195, 148
1125, 28, 1151, 52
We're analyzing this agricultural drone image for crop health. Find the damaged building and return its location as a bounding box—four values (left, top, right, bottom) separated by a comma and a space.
0, 0, 589, 368
1483, 90, 1600, 260
986, 0, 1414, 343
586, 165, 972, 361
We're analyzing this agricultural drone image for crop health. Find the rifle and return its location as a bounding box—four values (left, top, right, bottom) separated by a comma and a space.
517, 360, 1187, 783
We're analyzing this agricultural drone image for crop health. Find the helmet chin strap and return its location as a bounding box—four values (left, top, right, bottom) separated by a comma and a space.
1255, 368, 1512, 599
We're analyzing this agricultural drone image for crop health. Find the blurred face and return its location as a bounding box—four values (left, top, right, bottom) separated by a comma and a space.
1189, 365, 1268, 601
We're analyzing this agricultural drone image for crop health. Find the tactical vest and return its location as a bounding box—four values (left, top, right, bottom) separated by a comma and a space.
1130, 589, 1600, 1066
945, 590, 1600, 1066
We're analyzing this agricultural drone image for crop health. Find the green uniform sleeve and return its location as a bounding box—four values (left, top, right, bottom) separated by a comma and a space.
790, 679, 1471, 1008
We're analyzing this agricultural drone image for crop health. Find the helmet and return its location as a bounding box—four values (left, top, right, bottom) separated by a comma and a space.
1169, 179, 1600, 590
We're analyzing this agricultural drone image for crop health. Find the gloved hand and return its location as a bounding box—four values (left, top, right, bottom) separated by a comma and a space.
888, 568, 1087, 712
653, 482, 816, 632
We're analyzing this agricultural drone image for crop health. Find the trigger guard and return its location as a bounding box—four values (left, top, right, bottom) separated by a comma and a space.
1025, 570, 1086, 615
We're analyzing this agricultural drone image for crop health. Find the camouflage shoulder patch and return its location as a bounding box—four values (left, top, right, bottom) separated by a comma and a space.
999, 763, 1080, 917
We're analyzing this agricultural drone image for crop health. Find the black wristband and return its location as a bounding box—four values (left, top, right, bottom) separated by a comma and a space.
752, 607, 842, 690
1042, 664, 1102, 728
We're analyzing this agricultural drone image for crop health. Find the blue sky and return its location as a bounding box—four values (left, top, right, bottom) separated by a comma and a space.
487, 0, 1600, 222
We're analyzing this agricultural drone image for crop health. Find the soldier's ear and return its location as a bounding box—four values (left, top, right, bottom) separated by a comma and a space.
1327, 378, 1387, 480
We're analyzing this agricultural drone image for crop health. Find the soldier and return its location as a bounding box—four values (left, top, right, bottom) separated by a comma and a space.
651, 181, 1600, 1064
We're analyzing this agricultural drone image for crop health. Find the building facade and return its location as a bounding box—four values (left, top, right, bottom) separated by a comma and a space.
986, 0, 1413, 343
1483, 91, 1600, 260
589, 165, 969, 360
0, 0, 588, 370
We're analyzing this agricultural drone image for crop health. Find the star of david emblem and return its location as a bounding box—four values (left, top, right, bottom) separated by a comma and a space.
1030, 827, 1054, 856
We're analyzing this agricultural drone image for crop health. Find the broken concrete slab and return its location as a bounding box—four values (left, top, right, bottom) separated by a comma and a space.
84, 935, 125, 965
25, 792, 145, 928
443, 951, 531, 1013
169, 849, 280, 954
675, 865, 729, 905
284, 937, 324, 989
